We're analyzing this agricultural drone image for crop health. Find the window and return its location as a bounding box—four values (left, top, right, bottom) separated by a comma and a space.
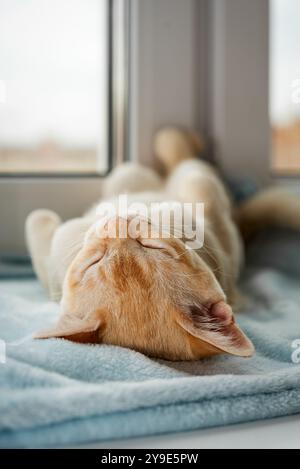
0, 0, 109, 174
271, 0, 300, 175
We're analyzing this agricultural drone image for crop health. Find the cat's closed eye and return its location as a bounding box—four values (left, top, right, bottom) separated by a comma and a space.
83, 251, 106, 274
138, 238, 178, 258
87, 257, 103, 270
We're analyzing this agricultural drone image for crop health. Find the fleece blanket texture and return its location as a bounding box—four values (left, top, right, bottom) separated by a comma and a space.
0, 229, 300, 448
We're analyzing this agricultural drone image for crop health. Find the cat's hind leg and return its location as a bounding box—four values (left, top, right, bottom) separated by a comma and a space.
103, 162, 162, 198
166, 159, 231, 216
26, 210, 62, 295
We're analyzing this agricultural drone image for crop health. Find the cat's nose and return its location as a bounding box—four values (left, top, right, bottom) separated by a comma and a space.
95, 214, 151, 242
96, 215, 139, 240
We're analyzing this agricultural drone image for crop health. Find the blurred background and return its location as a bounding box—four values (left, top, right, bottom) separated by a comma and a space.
1, 0, 300, 175
0, 0, 300, 252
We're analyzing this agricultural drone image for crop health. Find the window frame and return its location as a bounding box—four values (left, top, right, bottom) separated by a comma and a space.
128, 0, 209, 166
0, 0, 131, 254
209, 0, 271, 184
0, 0, 213, 253
128, 0, 271, 185
0, 0, 130, 179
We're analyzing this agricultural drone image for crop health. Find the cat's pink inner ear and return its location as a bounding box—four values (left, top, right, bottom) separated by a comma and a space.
176, 301, 255, 358
210, 301, 234, 325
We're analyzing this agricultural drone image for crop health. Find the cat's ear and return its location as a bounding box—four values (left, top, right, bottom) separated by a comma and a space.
34, 313, 105, 344
176, 301, 255, 357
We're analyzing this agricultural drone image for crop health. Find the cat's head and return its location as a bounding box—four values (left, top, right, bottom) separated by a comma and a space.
36, 215, 254, 361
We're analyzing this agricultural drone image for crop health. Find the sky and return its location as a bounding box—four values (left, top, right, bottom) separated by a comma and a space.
0, 0, 107, 148
270, 0, 300, 125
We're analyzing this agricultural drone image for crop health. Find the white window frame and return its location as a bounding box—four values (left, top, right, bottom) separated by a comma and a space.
0, 0, 131, 254
210, 0, 271, 184
129, 0, 271, 184
128, 0, 210, 165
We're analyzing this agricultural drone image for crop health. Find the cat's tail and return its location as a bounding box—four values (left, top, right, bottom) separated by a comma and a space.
154, 127, 204, 175
235, 188, 300, 240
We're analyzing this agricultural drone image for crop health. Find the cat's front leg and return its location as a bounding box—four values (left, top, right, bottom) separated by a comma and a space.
49, 217, 92, 301
26, 210, 62, 295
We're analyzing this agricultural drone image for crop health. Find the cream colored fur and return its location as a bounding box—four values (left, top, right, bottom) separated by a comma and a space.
26, 159, 241, 305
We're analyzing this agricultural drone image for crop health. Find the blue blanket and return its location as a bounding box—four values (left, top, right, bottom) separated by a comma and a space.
1, 231, 300, 448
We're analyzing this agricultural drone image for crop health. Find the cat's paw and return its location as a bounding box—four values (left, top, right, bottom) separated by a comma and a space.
154, 126, 205, 174
25, 210, 62, 294
26, 209, 62, 248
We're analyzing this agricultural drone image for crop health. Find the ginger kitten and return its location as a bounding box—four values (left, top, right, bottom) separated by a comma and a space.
26, 128, 300, 361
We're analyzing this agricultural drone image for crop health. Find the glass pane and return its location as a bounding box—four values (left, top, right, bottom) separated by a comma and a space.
0, 0, 108, 174
271, 0, 300, 174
